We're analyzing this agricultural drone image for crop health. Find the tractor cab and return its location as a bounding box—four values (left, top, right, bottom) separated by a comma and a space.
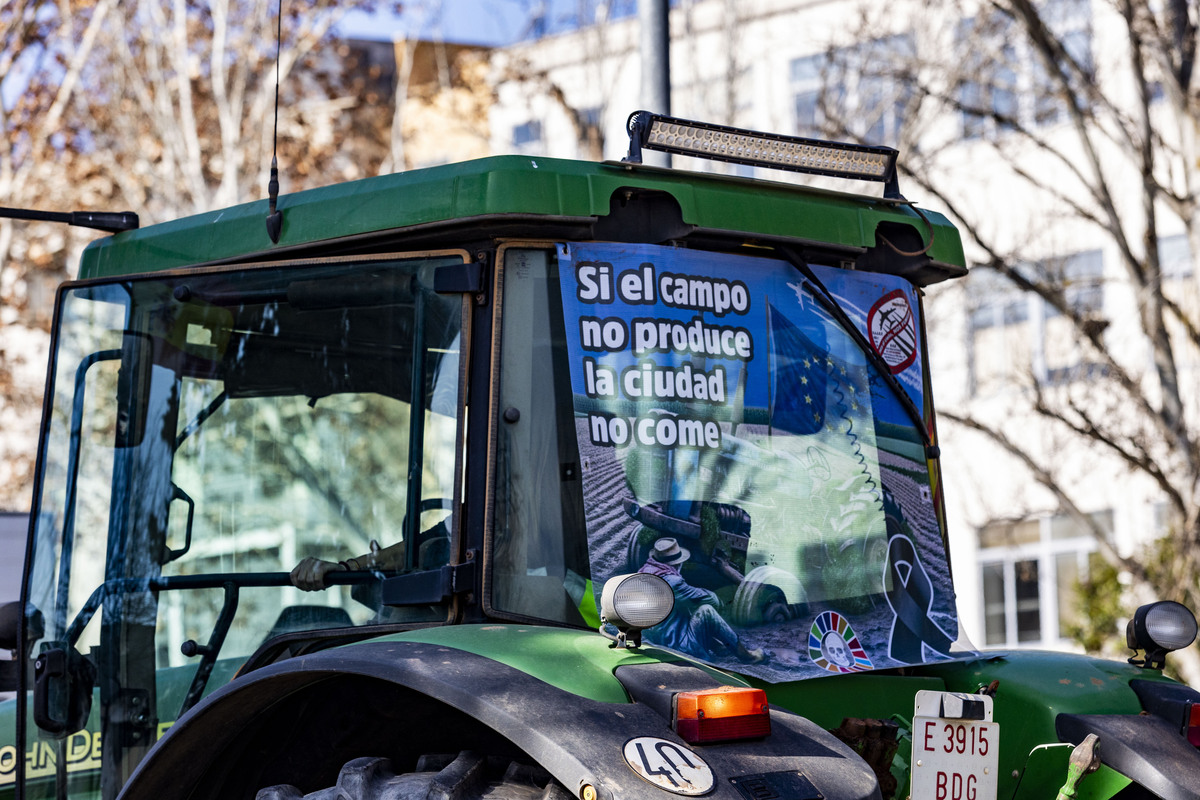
20, 114, 1194, 800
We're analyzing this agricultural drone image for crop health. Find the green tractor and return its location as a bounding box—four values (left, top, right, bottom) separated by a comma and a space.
1, 112, 1198, 800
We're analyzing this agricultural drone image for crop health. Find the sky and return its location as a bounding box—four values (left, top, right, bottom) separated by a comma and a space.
335, 1, 528, 46
0, 1, 644, 108
335, 0, 640, 46
1, 2, 519, 110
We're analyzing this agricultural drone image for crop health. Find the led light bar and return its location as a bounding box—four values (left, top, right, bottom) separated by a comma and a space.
625, 110, 901, 196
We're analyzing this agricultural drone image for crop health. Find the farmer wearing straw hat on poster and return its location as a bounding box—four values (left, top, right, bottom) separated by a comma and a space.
639, 537, 764, 663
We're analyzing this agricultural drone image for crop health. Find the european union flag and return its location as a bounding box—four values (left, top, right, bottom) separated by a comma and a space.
768, 303, 829, 435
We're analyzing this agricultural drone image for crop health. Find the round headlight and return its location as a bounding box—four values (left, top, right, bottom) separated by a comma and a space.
1127, 600, 1198, 669
1144, 601, 1198, 651
600, 573, 674, 647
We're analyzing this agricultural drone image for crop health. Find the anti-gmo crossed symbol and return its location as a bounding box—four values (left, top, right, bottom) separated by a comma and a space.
868, 289, 917, 374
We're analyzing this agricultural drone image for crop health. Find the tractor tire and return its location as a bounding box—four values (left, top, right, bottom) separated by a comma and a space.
731, 566, 807, 626
257, 751, 573, 800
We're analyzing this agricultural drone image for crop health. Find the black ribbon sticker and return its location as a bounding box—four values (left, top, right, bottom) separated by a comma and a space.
884, 534, 955, 663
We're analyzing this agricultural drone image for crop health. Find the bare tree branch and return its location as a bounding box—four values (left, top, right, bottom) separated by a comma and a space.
822, 0, 1200, 676
941, 409, 1148, 583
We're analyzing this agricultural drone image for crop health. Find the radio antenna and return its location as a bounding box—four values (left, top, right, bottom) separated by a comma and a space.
0, 207, 138, 233
265, 0, 284, 243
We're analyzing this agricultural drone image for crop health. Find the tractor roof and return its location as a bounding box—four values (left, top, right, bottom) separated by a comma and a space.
79, 155, 966, 285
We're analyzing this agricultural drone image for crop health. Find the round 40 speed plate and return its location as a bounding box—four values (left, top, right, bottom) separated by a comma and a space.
622, 736, 715, 796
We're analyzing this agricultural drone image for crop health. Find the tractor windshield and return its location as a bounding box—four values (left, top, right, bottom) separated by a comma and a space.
18, 254, 464, 799
493, 243, 969, 682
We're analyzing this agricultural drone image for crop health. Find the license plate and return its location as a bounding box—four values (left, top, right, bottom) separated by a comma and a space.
911, 690, 999, 800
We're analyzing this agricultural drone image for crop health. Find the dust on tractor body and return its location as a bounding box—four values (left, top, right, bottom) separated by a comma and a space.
0, 112, 1198, 800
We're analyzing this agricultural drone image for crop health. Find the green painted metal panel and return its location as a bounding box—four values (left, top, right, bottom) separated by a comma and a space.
748, 672, 948, 731
913, 652, 1162, 800
77, 156, 965, 279
378, 624, 745, 704
740, 652, 1182, 800
1013, 744, 1131, 800
919, 652, 1149, 719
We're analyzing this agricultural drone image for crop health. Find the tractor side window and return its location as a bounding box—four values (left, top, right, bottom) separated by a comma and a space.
24, 254, 466, 800
491, 248, 590, 625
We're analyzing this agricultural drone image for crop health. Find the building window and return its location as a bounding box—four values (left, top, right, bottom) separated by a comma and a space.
982, 559, 1042, 644
957, 0, 1092, 139
1040, 249, 1104, 385
967, 267, 1033, 396
790, 54, 825, 138
512, 120, 543, 154
1159, 234, 1193, 281
576, 106, 603, 158
978, 510, 1106, 648
789, 36, 915, 146
967, 250, 1104, 396
958, 24, 1018, 140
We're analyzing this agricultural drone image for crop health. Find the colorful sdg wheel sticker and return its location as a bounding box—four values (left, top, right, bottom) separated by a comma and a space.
809, 610, 873, 673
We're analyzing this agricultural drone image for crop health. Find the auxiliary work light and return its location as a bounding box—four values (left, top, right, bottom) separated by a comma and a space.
673, 686, 771, 744
624, 111, 902, 198
600, 573, 674, 649
1127, 600, 1198, 670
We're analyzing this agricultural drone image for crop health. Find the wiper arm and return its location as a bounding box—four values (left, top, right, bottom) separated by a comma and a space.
175, 391, 228, 449
776, 246, 933, 452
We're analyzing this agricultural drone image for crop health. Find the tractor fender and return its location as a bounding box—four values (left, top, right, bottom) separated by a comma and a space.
120, 638, 879, 800
1056, 712, 1200, 800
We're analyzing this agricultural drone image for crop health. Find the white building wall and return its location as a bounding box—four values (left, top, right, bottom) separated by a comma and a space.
492, 0, 869, 168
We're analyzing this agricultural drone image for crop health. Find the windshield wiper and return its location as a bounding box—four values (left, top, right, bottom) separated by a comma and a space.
776, 245, 934, 453
175, 391, 228, 449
